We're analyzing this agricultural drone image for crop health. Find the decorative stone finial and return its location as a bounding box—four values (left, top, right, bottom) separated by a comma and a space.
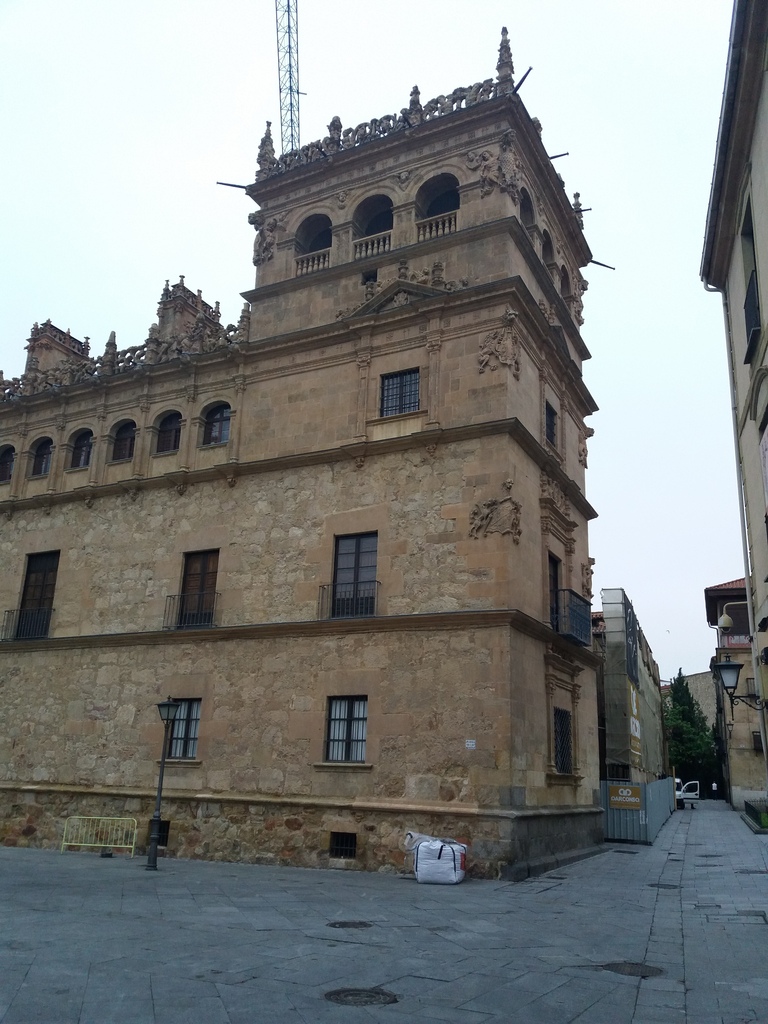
496, 26, 515, 96
257, 120, 276, 176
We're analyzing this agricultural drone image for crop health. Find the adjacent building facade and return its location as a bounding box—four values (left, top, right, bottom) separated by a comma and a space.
701, 0, 768, 784
0, 32, 601, 876
705, 578, 766, 808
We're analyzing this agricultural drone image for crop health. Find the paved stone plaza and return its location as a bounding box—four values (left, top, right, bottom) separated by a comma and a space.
2, 801, 768, 1023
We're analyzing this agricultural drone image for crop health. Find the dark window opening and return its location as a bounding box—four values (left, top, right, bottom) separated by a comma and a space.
753, 731, 764, 753
520, 189, 535, 227
415, 174, 460, 219
554, 706, 573, 774
542, 231, 554, 265
381, 368, 419, 417
295, 213, 333, 254
17, 550, 59, 639
70, 431, 93, 469
31, 438, 53, 477
361, 270, 378, 285
0, 447, 15, 483
202, 404, 231, 446
560, 266, 571, 298
545, 401, 558, 447
325, 697, 367, 762
353, 195, 393, 238
156, 412, 182, 454
332, 534, 378, 618
742, 201, 761, 362
329, 832, 357, 859
112, 422, 136, 462
548, 554, 560, 631
177, 549, 219, 628
169, 698, 201, 759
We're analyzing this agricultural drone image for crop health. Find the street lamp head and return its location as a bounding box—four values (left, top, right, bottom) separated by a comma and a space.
713, 655, 743, 696
156, 696, 181, 724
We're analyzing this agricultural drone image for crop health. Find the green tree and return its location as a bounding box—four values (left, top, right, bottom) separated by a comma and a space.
663, 668, 717, 789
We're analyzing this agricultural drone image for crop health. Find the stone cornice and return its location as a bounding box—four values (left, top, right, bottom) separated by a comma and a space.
0, 779, 603, 820
0, 605, 602, 668
0, 416, 597, 521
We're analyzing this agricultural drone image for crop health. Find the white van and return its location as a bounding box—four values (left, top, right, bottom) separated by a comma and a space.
676, 780, 700, 808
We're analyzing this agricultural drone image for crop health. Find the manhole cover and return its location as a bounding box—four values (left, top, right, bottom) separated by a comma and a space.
327, 921, 373, 929
325, 988, 398, 1006
648, 883, 680, 889
601, 962, 664, 979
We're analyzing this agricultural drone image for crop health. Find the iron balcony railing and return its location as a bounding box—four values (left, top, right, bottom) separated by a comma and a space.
556, 589, 592, 646
744, 268, 762, 362
163, 591, 220, 630
2, 607, 53, 641
318, 581, 380, 619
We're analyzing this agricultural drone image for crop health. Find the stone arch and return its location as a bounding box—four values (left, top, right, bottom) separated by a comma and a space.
30, 436, 53, 477
295, 213, 333, 254
542, 230, 554, 265
0, 444, 15, 483
520, 188, 535, 228
414, 173, 460, 219
352, 194, 394, 239
69, 428, 94, 469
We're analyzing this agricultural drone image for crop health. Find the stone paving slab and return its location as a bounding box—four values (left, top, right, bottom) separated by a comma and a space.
2, 801, 768, 1022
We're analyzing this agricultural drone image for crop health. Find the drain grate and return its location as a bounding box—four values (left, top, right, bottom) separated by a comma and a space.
325, 988, 398, 1006
648, 883, 680, 889
601, 962, 664, 979
697, 854, 723, 859
612, 849, 639, 855
735, 869, 768, 875
327, 921, 373, 929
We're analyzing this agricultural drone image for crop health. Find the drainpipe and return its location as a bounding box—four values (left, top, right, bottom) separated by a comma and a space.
704, 282, 768, 790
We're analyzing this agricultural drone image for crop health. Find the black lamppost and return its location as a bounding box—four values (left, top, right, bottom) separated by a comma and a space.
146, 696, 180, 871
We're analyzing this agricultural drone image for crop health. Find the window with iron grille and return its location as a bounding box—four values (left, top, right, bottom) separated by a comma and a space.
548, 554, 560, 630
554, 706, 573, 774
325, 696, 367, 762
545, 402, 558, 447
112, 422, 136, 462
168, 699, 201, 759
156, 412, 182, 454
332, 533, 377, 618
380, 369, 420, 417
329, 832, 357, 859
202, 404, 231, 446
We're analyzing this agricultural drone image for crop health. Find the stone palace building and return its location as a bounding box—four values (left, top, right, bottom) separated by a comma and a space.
0, 30, 601, 877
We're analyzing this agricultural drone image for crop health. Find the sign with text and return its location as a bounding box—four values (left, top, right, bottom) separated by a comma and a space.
609, 784, 642, 810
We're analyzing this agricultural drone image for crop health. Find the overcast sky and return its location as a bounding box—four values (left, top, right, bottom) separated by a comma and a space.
0, 0, 739, 679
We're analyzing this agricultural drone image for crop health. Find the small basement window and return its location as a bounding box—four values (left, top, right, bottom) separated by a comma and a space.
329, 832, 357, 859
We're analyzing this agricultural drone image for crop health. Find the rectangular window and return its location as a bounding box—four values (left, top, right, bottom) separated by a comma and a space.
554, 706, 573, 774
168, 699, 201, 759
332, 533, 378, 618
178, 550, 219, 628
325, 696, 367, 762
545, 401, 558, 447
17, 550, 59, 639
380, 368, 420, 417
548, 553, 560, 630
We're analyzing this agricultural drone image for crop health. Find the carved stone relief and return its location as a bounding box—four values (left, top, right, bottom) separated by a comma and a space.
581, 557, 595, 600
469, 479, 522, 544
578, 426, 594, 468
478, 305, 521, 378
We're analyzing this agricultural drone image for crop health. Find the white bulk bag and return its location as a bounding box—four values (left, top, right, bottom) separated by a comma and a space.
413, 838, 467, 884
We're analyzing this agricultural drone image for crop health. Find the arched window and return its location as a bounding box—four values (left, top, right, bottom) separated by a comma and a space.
542, 230, 554, 265
70, 430, 93, 469
0, 446, 15, 483
112, 421, 136, 462
415, 174, 460, 219
352, 195, 394, 239
520, 189, 535, 228
560, 266, 572, 298
202, 404, 231, 446
31, 438, 53, 477
156, 412, 182, 454
295, 214, 332, 254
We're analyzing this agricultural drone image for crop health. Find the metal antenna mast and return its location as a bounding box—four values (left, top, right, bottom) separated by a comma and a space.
275, 0, 300, 154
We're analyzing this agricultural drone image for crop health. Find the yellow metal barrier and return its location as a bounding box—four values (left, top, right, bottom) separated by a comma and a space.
61, 816, 138, 857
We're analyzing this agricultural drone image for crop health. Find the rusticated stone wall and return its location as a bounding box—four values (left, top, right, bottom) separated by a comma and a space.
0, 786, 602, 879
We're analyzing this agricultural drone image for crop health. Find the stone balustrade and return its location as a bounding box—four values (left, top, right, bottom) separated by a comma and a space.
294, 250, 331, 276
353, 232, 391, 261
416, 212, 458, 243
